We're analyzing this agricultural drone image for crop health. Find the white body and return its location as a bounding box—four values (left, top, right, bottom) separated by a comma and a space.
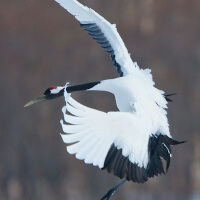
54, 0, 171, 171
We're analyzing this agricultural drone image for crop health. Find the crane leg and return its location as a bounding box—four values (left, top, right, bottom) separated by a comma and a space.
100, 179, 127, 200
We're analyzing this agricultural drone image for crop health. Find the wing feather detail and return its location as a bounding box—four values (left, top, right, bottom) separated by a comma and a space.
60, 93, 150, 169
54, 0, 136, 76
60, 92, 184, 182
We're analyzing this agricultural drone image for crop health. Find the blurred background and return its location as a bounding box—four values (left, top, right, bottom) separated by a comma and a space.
1, 0, 200, 199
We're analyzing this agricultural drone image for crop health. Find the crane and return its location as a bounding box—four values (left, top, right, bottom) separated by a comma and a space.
24, 0, 184, 199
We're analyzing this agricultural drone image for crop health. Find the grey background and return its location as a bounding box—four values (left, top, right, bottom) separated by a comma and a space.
1, 0, 200, 199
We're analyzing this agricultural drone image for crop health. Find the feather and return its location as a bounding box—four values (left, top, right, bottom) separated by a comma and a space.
54, 0, 136, 76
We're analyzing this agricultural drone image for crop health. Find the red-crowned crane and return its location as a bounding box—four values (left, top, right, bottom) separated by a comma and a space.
25, 0, 184, 199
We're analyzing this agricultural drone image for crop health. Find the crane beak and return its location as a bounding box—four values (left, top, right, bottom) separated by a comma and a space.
24, 94, 47, 107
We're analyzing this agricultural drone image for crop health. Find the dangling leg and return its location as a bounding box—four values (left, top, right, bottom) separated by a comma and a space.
100, 179, 127, 200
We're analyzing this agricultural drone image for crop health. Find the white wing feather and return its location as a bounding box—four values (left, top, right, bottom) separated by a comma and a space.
54, 0, 136, 76
60, 93, 150, 169
54, 0, 171, 174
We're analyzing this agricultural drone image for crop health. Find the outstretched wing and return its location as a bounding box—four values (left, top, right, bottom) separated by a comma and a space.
54, 0, 136, 77
60, 92, 177, 183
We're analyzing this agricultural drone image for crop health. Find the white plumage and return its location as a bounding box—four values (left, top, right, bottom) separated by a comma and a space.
52, 0, 182, 185
54, 0, 134, 76
22, 1, 184, 198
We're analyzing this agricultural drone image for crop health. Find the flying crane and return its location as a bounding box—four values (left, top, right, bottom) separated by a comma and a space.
25, 0, 184, 199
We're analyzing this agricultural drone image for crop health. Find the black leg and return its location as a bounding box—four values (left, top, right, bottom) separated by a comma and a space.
100, 179, 127, 200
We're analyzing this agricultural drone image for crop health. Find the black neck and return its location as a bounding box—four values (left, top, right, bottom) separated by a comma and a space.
47, 81, 100, 101
66, 81, 100, 93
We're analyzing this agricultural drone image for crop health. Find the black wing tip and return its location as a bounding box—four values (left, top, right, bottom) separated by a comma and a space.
102, 135, 184, 183
164, 93, 177, 102
147, 134, 185, 177
80, 22, 124, 77
165, 93, 177, 96
163, 135, 186, 145
102, 144, 148, 183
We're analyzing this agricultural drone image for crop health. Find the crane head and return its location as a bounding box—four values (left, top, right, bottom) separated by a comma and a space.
24, 86, 64, 107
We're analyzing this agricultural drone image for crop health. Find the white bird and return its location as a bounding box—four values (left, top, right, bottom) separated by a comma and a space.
24, 0, 184, 199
